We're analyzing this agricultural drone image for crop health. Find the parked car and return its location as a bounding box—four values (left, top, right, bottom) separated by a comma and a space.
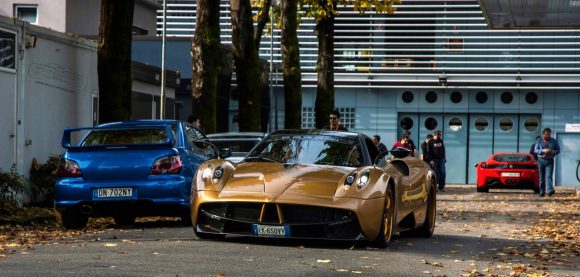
206, 132, 266, 162
475, 152, 539, 193
191, 129, 437, 248
55, 120, 227, 229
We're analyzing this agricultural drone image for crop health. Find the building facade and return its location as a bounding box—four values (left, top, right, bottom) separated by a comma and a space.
153, 0, 580, 185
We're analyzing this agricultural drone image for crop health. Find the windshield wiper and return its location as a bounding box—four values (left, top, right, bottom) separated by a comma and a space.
244, 155, 283, 163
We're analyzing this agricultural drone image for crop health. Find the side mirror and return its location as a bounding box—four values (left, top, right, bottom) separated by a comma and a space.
219, 148, 232, 159
390, 147, 411, 159
374, 151, 389, 165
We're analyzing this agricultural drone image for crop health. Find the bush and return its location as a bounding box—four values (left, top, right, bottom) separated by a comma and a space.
0, 166, 27, 214
29, 156, 60, 207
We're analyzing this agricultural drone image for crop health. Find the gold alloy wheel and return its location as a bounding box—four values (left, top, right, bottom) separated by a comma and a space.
383, 189, 394, 240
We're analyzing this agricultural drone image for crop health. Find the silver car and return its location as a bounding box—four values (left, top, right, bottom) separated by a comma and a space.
206, 132, 266, 162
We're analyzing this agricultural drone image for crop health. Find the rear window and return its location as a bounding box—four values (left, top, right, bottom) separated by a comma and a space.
493, 154, 531, 163
82, 128, 170, 146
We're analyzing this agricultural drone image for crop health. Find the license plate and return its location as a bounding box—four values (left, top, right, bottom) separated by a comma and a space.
96, 187, 133, 198
252, 224, 290, 237
501, 172, 520, 177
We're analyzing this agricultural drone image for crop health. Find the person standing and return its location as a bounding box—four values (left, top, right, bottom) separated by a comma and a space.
323, 109, 349, 131
391, 135, 414, 157
534, 128, 560, 197
403, 130, 417, 156
373, 135, 388, 154
428, 130, 446, 192
187, 114, 202, 129
420, 134, 433, 162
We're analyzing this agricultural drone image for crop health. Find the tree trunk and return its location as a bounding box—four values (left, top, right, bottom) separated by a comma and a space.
314, 12, 335, 129
230, 0, 262, 132
216, 47, 234, 133
280, 0, 302, 129
191, 0, 221, 133
97, 0, 135, 123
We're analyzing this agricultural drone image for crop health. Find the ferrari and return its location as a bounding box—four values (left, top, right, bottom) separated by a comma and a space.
475, 152, 539, 193
191, 129, 437, 247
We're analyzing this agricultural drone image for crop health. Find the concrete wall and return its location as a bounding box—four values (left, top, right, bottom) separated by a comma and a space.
0, 16, 97, 175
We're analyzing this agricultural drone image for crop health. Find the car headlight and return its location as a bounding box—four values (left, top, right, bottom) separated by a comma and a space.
201, 166, 213, 181
344, 172, 357, 190
213, 166, 224, 179
357, 171, 370, 189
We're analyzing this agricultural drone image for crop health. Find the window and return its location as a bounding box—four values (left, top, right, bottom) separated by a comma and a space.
337, 107, 356, 130
448, 117, 463, 132
525, 92, 538, 104
400, 117, 414, 130
14, 5, 38, 24
501, 92, 513, 104
474, 117, 489, 132
301, 107, 315, 129
450, 91, 462, 103
402, 91, 414, 103
424, 117, 438, 131
524, 117, 539, 132
499, 118, 513, 132
425, 91, 437, 103
0, 29, 16, 70
476, 92, 488, 104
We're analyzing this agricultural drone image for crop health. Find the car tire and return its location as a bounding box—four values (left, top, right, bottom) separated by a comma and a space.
61, 210, 88, 230
114, 215, 136, 226
476, 186, 489, 193
372, 185, 395, 248
180, 211, 192, 226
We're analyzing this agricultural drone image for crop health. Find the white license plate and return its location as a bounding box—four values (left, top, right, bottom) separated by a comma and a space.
501, 172, 520, 177
253, 224, 289, 237
96, 187, 133, 198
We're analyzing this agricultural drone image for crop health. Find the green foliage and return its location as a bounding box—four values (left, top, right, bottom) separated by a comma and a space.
0, 166, 27, 213
29, 156, 60, 207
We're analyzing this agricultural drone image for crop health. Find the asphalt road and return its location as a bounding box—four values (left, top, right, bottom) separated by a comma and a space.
1, 186, 578, 277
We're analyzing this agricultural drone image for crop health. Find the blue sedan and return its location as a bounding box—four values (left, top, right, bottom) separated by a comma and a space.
55, 120, 225, 229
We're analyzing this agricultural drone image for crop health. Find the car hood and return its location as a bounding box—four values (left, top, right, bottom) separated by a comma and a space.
208, 162, 353, 198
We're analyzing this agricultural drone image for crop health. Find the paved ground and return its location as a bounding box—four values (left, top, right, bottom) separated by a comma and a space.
0, 185, 578, 276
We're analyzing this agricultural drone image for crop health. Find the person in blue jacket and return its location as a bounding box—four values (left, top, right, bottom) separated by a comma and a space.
534, 128, 560, 197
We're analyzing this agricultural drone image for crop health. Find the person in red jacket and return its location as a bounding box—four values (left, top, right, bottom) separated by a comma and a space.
391, 135, 414, 157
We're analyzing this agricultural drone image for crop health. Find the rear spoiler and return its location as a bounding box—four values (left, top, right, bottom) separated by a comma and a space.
61, 125, 175, 150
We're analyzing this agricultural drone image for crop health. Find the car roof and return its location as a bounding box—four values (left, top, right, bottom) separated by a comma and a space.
207, 132, 267, 139
97, 119, 179, 127
270, 129, 360, 138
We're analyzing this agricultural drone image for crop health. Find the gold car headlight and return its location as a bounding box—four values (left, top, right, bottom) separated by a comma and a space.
357, 171, 370, 189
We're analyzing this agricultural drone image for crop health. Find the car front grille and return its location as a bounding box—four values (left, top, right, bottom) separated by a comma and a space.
197, 202, 361, 239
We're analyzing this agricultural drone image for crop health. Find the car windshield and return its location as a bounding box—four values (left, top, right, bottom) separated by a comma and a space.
82, 127, 171, 146
493, 154, 531, 163
246, 134, 363, 167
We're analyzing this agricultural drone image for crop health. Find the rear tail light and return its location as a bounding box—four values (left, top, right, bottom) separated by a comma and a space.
152, 155, 182, 174
58, 158, 82, 178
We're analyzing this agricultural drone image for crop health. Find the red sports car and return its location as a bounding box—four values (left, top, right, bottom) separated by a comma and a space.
475, 152, 539, 193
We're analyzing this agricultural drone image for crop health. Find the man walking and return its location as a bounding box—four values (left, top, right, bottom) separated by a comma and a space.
373, 135, 388, 154
428, 130, 446, 192
534, 128, 560, 197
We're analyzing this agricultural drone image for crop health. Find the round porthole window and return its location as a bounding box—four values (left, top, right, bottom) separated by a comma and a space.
424, 117, 438, 130
499, 117, 513, 132
400, 117, 414, 130
426, 91, 437, 103
525, 92, 538, 104
501, 91, 513, 104
402, 91, 414, 103
476, 92, 488, 104
524, 117, 539, 132
450, 91, 462, 103
449, 117, 463, 132
474, 117, 488, 132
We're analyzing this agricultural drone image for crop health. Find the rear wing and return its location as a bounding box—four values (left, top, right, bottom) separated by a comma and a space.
61, 125, 175, 150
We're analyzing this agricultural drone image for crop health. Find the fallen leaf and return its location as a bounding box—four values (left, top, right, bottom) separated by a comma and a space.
104, 243, 117, 247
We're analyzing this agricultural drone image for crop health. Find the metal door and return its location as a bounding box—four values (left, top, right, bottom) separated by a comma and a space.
418, 114, 443, 157
493, 114, 519, 153
0, 74, 16, 170
468, 114, 493, 184
518, 115, 541, 153
555, 133, 580, 187
398, 113, 419, 150
444, 114, 468, 184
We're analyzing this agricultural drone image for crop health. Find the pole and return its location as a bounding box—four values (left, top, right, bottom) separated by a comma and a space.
268, 4, 274, 132
160, 0, 167, 119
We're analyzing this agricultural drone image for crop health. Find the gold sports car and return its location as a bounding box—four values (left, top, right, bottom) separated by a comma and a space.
191, 129, 437, 247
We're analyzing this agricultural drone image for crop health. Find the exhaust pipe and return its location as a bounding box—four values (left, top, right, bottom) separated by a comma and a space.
80, 205, 93, 215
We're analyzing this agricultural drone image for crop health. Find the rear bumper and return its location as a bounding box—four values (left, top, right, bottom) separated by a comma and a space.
55, 175, 191, 216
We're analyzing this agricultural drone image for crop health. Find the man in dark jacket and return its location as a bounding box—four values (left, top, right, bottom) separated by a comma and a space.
373, 135, 388, 154
428, 130, 446, 192
420, 134, 433, 163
